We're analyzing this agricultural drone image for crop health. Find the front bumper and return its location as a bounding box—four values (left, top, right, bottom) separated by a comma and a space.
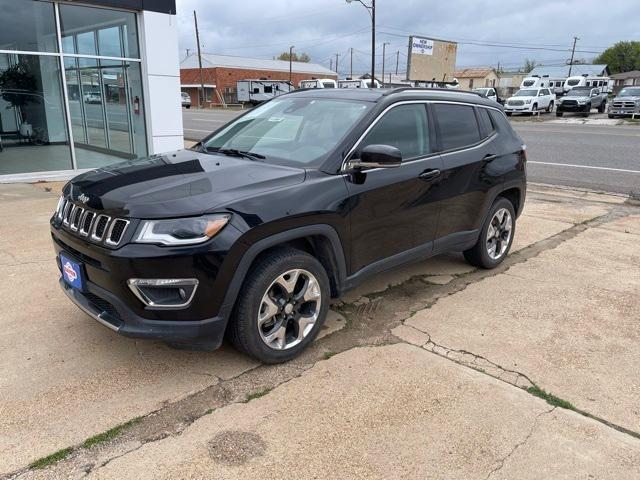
557, 102, 590, 112
504, 104, 534, 113
51, 218, 242, 346
60, 278, 226, 345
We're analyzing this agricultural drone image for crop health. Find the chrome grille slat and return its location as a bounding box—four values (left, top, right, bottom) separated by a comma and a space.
57, 197, 129, 247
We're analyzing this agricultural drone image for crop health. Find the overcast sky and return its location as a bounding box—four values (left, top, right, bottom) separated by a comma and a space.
174, 0, 639, 75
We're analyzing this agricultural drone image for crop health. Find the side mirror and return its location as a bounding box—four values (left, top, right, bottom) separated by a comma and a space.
346, 144, 402, 170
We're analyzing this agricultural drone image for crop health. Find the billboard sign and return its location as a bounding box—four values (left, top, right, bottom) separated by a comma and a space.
411, 37, 434, 56
407, 36, 457, 82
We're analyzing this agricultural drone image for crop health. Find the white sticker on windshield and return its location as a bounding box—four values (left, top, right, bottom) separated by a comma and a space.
268, 116, 285, 122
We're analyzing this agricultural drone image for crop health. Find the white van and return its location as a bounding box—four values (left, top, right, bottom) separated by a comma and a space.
338, 78, 381, 89
520, 75, 559, 89
564, 75, 611, 94
236, 80, 294, 105
299, 79, 337, 89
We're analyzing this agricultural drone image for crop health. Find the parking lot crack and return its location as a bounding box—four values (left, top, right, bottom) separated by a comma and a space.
485, 407, 555, 479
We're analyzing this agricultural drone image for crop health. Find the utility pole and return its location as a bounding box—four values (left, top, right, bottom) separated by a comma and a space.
330, 58, 333, 71
289, 45, 294, 84
381, 42, 389, 87
371, 0, 375, 87
194, 10, 205, 108
395, 50, 399, 75
350, 47, 354, 79
335, 53, 340, 74
568, 36, 579, 77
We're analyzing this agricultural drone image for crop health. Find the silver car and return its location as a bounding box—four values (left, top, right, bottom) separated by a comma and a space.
181, 92, 191, 109
608, 86, 640, 118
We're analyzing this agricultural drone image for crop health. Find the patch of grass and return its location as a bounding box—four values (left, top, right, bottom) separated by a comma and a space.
527, 386, 575, 410
81, 417, 140, 449
245, 388, 272, 402
205, 408, 215, 415
323, 350, 337, 360
29, 447, 73, 470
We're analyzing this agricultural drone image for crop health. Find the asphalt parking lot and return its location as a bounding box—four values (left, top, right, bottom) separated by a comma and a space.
1, 181, 639, 478
182, 107, 640, 196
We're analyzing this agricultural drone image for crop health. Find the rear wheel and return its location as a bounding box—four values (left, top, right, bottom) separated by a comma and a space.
464, 197, 516, 269
229, 247, 330, 363
546, 101, 554, 113
556, 111, 563, 117
598, 101, 606, 113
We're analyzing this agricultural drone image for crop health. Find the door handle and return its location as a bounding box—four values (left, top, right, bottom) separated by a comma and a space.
419, 169, 441, 181
483, 154, 498, 162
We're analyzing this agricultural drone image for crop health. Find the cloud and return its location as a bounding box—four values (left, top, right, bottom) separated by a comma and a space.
175, 0, 638, 74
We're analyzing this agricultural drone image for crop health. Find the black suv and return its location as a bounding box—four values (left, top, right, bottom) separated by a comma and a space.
51, 88, 527, 363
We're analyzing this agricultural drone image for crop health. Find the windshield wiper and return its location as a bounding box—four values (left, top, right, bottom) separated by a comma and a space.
215, 148, 266, 161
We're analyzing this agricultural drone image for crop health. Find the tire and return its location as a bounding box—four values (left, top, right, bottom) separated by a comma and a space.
229, 247, 330, 363
598, 101, 606, 113
186, 105, 191, 109
608, 114, 615, 119
506, 112, 512, 117
530, 104, 538, 116
463, 197, 516, 269
582, 104, 591, 117
546, 101, 554, 113
556, 111, 563, 117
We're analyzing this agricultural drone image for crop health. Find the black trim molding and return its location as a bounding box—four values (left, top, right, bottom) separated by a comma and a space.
64, 0, 176, 14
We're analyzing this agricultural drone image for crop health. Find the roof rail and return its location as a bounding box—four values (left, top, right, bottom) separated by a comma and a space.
382, 87, 482, 97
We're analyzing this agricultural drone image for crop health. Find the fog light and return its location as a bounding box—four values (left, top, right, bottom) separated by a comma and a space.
127, 279, 199, 309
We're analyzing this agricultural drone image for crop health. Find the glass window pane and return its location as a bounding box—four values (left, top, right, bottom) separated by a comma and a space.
76, 31, 97, 56
0, 54, 72, 175
98, 27, 122, 57
0, 0, 57, 53
360, 104, 430, 159
433, 104, 481, 151
60, 4, 139, 58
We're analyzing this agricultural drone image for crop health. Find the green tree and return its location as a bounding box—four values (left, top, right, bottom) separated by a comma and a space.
523, 58, 536, 73
277, 52, 311, 63
593, 41, 640, 74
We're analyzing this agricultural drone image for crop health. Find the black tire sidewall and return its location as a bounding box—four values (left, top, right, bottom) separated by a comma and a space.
477, 198, 516, 268
232, 249, 330, 363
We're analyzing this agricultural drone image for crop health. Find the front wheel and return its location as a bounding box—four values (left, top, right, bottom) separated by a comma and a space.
464, 197, 516, 269
546, 101, 554, 113
506, 112, 512, 117
229, 247, 330, 363
556, 111, 563, 117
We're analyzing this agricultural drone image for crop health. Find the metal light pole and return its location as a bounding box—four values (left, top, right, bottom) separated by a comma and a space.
346, 0, 375, 88
289, 45, 294, 84
194, 10, 205, 108
381, 42, 389, 87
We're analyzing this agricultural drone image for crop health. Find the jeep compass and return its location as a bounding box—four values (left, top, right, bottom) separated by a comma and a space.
51, 88, 527, 363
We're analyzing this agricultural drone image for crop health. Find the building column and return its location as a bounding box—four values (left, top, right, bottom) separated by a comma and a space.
138, 10, 184, 154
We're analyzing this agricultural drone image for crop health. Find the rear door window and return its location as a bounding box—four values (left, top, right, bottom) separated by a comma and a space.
358, 103, 431, 160
433, 103, 481, 151
476, 108, 495, 137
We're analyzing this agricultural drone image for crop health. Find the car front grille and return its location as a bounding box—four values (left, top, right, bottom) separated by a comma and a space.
508, 100, 524, 106
562, 100, 578, 106
613, 101, 637, 109
56, 197, 130, 247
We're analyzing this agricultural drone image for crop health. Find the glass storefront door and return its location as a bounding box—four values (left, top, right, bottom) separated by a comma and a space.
0, 0, 148, 178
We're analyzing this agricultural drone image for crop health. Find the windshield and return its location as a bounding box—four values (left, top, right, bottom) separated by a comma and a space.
514, 89, 537, 97
322, 82, 335, 88
474, 88, 490, 97
567, 88, 590, 97
619, 87, 640, 97
567, 79, 581, 86
202, 97, 371, 167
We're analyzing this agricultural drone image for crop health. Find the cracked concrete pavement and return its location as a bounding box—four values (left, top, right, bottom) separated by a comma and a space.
1, 182, 639, 478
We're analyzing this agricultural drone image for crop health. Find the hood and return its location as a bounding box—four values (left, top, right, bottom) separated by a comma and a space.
613, 95, 640, 102
65, 149, 306, 218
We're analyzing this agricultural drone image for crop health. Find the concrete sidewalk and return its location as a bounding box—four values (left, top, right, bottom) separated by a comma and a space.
1, 182, 639, 478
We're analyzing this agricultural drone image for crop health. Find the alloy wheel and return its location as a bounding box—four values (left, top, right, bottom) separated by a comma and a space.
486, 208, 513, 260
257, 269, 322, 350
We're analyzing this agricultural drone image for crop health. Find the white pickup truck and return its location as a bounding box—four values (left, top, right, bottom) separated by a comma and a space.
504, 87, 555, 116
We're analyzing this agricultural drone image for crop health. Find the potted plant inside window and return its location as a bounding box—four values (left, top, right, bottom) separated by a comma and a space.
0, 61, 38, 140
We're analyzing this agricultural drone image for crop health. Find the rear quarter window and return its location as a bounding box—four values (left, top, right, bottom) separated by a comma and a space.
433, 103, 481, 151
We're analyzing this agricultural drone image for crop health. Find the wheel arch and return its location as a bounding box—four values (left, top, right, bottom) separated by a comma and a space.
218, 225, 347, 321
497, 186, 524, 217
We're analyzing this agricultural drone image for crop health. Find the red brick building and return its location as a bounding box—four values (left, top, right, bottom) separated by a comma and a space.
180, 53, 337, 106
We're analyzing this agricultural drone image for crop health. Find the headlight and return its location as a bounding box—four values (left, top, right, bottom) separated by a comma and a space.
578, 99, 587, 104
525, 99, 531, 104
134, 214, 230, 246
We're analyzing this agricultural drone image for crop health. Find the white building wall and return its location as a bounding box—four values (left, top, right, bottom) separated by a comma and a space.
139, 11, 184, 154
